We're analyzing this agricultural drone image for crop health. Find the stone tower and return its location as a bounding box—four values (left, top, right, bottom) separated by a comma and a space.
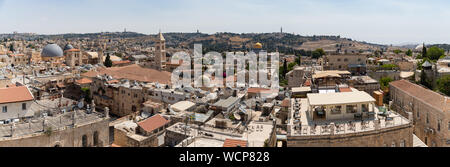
78, 44, 82, 66
155, 31, 166, 70
98, 43, 105, 65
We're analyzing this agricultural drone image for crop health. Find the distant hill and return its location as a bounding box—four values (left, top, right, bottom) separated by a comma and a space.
1, 31, 386, 55
429, 44, 450, 51
158, 32, 385, 54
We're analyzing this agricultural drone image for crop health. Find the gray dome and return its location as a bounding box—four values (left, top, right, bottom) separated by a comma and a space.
41, 44, 63, 58
64, 44, 74, 51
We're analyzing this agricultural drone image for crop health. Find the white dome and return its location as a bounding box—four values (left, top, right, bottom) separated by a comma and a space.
415, 44, 424, 50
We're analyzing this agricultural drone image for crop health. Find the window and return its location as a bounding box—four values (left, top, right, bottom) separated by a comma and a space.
391, 142, 396, 147
337, 59, 341, 62
344, 58, 348, 62
448, 122, 450, 131
400, 140, 406, 147
331, 106, 342, 115
426, 113, 430, 124
417, 111, 420, 118
22, 103, 27, 110
361, 104, 368, 112
2, 106, 7, 113
438, 120, 441, 132
93, 131, 99, 147
82, 135, 88, 147
346, 105, 357, 113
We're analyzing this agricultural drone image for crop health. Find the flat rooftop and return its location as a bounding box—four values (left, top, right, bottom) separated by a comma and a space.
289, 98, 410, 137
307, 91, 375, 106
186, 137, 224, 147
0, 110, 105, 140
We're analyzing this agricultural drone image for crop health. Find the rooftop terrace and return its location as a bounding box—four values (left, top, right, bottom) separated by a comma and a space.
289, 98, 410, 137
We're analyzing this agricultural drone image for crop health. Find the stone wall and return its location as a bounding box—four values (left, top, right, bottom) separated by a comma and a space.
0, 118, 109, 147
287, 124, 413, 147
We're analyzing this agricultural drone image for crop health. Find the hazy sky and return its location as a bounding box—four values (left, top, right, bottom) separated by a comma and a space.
1, 0, 450, 44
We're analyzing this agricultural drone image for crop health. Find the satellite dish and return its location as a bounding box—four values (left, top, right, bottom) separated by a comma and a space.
234, 112, 242, 121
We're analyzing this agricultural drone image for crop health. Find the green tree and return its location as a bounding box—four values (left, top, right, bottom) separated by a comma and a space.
8, 44, 14, 52
393, 49, 402, 55
381, 64, 398, 70
422, 43, 427, 58
436, 75, 450, 96
104, 53, 113, 67
288, 62, 297, 72
380, 77, 393, 89
420, 70, 433, 89
312, 48, 325, 59
81, 88, 92, 103
426, 46, 445, 60
406, 49, 413, 57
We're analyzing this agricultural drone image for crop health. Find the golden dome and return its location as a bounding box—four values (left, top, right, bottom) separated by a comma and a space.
254, 42, 263, 49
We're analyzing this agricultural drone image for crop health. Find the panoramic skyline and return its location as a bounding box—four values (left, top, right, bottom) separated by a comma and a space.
1, 0, 450, 45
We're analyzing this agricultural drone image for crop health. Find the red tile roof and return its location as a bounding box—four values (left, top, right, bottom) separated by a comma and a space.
10, 54, 25, 57
223, 139, 248, 147
64, 48, 80, 52
0, 86, 34, 104
76, 78, 93, 85
390, 80, 449, 111
304, 79, 311, 87
137, 115, 170, 133
112, 60, 132, 65
339, 87, 353, 92
248, 87, 272, 94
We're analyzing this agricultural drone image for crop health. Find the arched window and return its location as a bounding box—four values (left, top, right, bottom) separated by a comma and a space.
82, 135, 88, 147
93, 131, 99, 147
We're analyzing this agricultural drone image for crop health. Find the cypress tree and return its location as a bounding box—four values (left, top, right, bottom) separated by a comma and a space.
422, 43, 427, 59
104, 53, 113, 67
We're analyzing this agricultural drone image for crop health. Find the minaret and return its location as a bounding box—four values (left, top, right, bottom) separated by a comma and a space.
155, 31, 166, 70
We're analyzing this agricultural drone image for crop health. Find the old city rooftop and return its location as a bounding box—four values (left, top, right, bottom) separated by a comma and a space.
307, 91, 375, 106
0, 86, 33, 104
223, 139, 248, 147
138, 115, 170, 133
82, 64, 172, 85
390, 80, 449, 111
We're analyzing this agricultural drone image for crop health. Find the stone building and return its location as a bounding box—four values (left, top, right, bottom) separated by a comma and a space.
390, 80, 450, 147
0, 86, 35, 123
348, 76, 380, 96
83, 64, 187, 117
0, 98, 110, 148
325, 54, 367, 75
287, 67, 305, 88
113, 114, 170, 147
